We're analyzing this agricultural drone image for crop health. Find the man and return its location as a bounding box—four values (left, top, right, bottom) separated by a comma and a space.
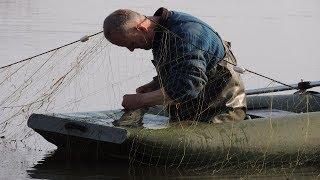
103, 7, 246, 123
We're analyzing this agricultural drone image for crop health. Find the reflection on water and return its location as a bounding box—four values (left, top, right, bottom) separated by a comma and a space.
28, 150, 186, 179
28, 150, 130, 179
26, 149, 320, 179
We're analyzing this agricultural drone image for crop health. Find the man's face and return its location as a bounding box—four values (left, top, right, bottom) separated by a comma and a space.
110, 22, 152, 51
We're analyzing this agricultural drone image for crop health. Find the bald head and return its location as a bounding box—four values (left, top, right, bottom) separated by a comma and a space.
103, 9, 158, 51
103, 9, 145, 42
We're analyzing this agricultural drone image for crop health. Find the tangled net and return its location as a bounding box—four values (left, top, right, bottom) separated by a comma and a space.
0, 32, 155, 140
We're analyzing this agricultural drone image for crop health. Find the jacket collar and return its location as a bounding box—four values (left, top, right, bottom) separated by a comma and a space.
153, 7, 171, 27
152, 7, 172, 50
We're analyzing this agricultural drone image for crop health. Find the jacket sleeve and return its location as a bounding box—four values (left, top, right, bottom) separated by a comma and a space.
158, 22, 210, 103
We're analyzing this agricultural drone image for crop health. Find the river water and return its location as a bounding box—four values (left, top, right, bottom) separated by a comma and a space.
1, 0, 320, 179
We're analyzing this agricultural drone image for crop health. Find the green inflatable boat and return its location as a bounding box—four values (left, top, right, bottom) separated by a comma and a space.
28, 82, 320, 167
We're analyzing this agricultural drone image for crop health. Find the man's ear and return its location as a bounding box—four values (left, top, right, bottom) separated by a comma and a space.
136, 23, 148, 32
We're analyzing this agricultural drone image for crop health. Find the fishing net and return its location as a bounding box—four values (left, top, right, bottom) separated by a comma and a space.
0, 33, 155, 140
0, 23, 319, 177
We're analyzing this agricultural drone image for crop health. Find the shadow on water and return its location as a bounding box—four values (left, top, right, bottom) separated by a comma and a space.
27, 149, 192, 180
27, 149, 320, 180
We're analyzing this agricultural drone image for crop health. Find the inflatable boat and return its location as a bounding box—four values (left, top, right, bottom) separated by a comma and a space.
28, 81, 320, 167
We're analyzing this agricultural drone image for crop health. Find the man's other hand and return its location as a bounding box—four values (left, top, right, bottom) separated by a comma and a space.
122, 89, 170, 110
122, 94, 145, 110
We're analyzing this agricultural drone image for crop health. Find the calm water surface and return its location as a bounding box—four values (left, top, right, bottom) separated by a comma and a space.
1, 0, 320, 179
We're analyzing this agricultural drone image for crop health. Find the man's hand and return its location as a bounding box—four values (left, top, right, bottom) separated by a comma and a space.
122, 89, 174, 110
122, 94, 145, 110
136, 80, 158, 93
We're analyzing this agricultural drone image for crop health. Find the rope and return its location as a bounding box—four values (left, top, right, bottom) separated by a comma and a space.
220, 60, 294, 88
244, 69, 293, 88
146, 16, 294, 89
0, 31, 103, 70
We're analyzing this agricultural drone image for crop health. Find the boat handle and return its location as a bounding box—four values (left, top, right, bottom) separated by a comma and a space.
64, 122, 87, 133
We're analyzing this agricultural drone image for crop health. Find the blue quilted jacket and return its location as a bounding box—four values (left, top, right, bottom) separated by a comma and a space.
153, 10, 225, 101
152, 10, 230, 120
